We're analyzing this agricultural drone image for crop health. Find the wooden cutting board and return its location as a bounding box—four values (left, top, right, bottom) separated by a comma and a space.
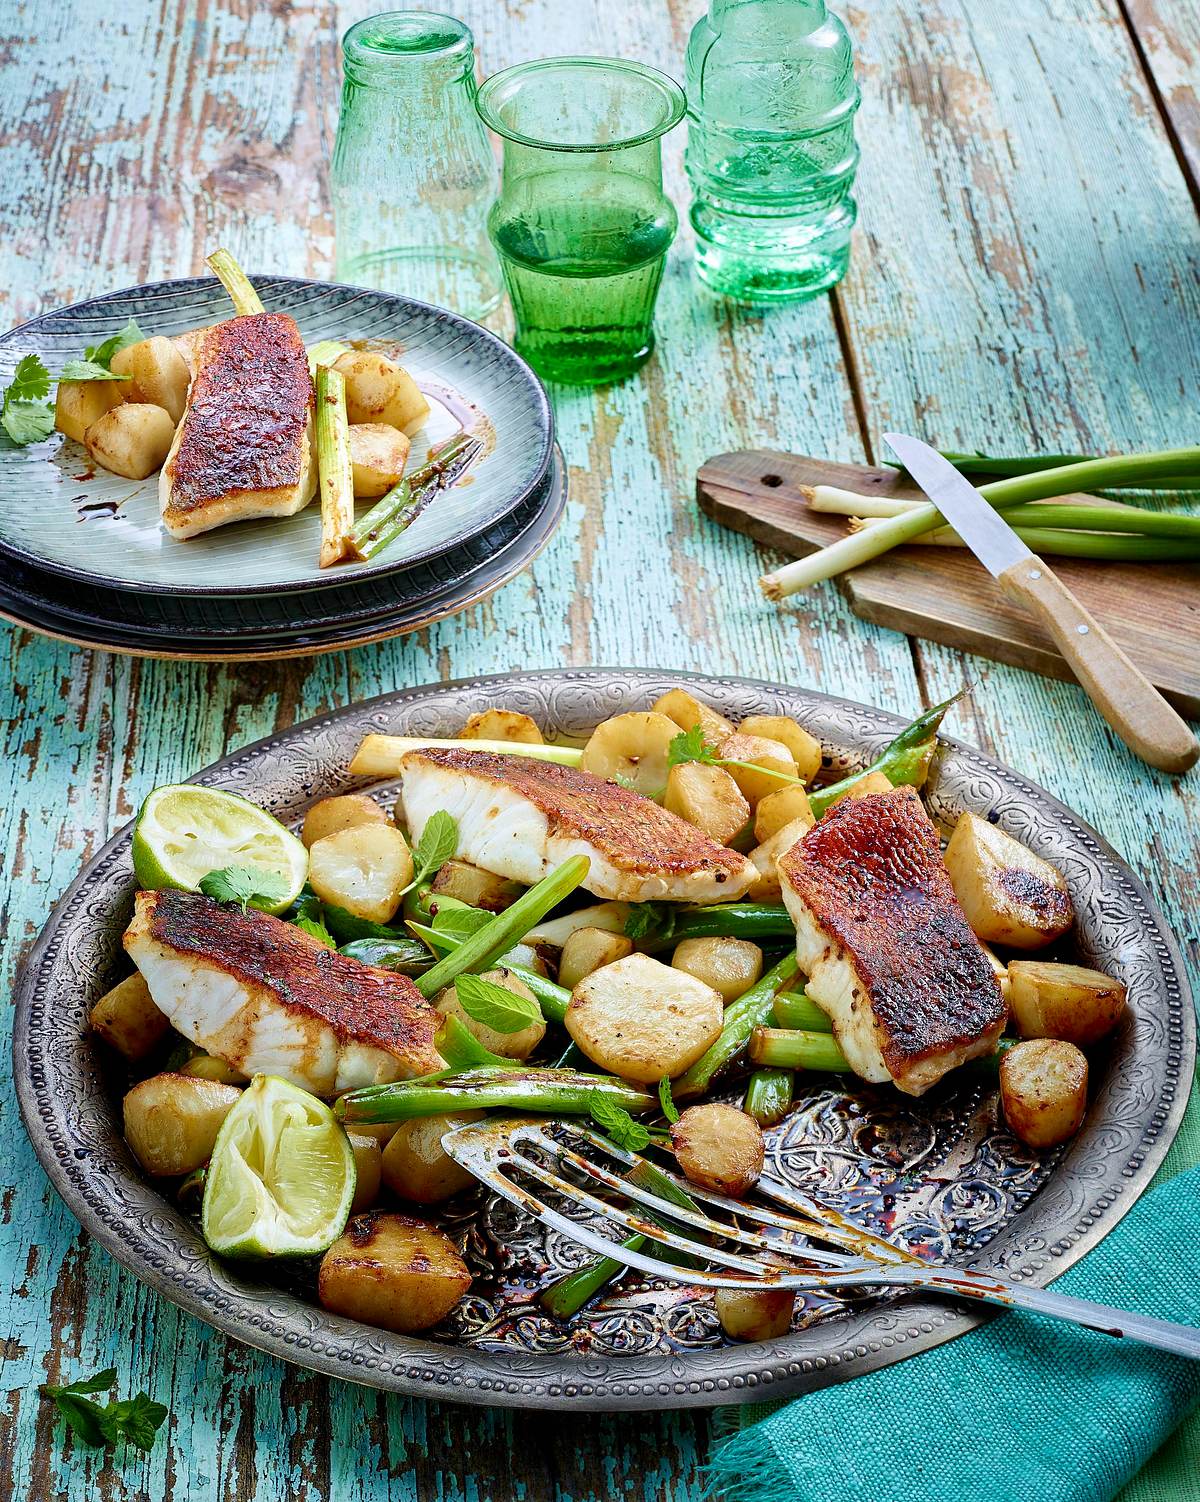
697, 450, 1200, 718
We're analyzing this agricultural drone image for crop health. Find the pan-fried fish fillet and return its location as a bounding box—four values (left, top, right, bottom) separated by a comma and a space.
778, 787, 1006, 1095
159, 313, 315, 539
398, 748, 755, 903
124, 890, 442, 1095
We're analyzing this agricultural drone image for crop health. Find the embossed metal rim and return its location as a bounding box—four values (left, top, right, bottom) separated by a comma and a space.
13, 669, 1194, 1410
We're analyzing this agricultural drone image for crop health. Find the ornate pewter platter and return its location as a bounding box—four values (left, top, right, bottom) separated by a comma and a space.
13, 670, 1194, 1410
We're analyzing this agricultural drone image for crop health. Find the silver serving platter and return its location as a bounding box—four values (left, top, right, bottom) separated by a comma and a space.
13, 670, 1194, 1410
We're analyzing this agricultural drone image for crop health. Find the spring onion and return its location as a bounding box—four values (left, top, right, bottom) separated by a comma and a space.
762, 447, 1200, 598
206, 248, 265, 316
306, 339, 351, 377
885, 449, 1200, 486
315, 364, 355, 568
407, 919, 571, 1022
674, 953, 799, 1098
748, 1027, 849, 1072
348, 432, 482, 561
349, 734, 583, 779
772, 991, 831, 1031
744, 1067, 795, 1127
434, 1014, 521, 1072
856, 526, 1200, 563
336, 1066, 654, 1125
808, 689, 965, 817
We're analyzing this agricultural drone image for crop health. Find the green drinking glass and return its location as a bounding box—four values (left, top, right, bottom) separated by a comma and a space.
476, 57, 686, 386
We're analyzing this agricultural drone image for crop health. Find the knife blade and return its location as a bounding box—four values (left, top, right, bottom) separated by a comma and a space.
881, 432, 1199, 774
881, 433, 1028, 575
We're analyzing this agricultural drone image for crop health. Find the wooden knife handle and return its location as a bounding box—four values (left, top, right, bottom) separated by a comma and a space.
997, 555, 1199, 773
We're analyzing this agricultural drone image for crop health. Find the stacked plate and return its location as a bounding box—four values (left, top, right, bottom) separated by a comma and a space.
0, 276, 563, 660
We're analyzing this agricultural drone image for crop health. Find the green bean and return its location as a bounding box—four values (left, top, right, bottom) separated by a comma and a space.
809, 690, 966, 817
674, 953, 800, 1098
336, 1066, 653, 1125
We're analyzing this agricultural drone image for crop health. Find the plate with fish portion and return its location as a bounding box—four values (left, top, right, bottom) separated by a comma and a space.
13, 670, 1193, 1409
0, 272, 553, 596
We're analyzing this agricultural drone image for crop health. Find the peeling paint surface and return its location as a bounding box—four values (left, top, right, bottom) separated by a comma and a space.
1, 1, 1198, 1497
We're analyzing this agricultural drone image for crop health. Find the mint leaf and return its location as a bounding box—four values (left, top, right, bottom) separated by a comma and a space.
667, 726, 718, 769
431, 905, 492, 939
453, 972, 541, 1033
7, 353, 51, 404
85, 318, 144, 369
589, 1096, 651, 1153
624, 902, 673, 944
42, 1369, 166, 1452
658, 1076, 680, 1124
401, 810, 459, 895
46, 1368, 118, 1397
199, 865, 288, 914
59, 358, 131, 382
2, 399, 55, 446
96, 1392, 168, 1451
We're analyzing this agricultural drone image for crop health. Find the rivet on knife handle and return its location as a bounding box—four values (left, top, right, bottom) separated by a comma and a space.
996, 556, 1199, 774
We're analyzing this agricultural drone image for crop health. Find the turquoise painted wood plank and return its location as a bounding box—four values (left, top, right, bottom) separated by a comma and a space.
1, 1, 1198, 1500
1124, 0, 1200, 193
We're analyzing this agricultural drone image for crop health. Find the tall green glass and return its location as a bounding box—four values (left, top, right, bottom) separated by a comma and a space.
476, 58, 685, 386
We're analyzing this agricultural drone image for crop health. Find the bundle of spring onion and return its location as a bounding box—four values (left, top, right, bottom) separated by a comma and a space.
759, 447, 1200, 600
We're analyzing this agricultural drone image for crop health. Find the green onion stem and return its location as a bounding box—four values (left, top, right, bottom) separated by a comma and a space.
408, 919, 571, 1022
315, 364, 355, 567
349, 433, 481, 560
674, 953, 800, 1098
434, 1014, 521, 1072
335, 1066, 654, 1125
206, 248, 265, 316
748, 1027, 849, 1072
744, 1067, 795, 1127
915, 528, 1200, 563
762, 447, 1200, 598
886, 449, 1200, 486
349, 734, 583, 779
415, 857, 590, 998
772, 991, 830, 1031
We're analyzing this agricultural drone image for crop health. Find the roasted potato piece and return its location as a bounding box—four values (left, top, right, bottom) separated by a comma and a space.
380, 1111, 484, 1202
54, 377, 124, 443
301, 793, 388, 848
85, 402, 175, 479
347, 422, 410, 498
318, 1212, 471, 1333
566, 952, 723, 1082
664, 762, 750, 845
431, 859, 524, 912
89, 972, 169, 1061
746, 816, 814, 902
651, 688, 735, 746
580, 711, 680, 798
460, 709, 544, 744
715, 1287, 795, 1342
333, 350, 430, 435
110, 335, 190, 422
671, 937, 763, 1005
717, 733, 799, 808
1007, 961, 1126, 1046
944, 812, 1074, 949
559, 927, 635, 990
307, 823, 414, 924
347, 1131, 383, 1213
825, 770, 894, 808
753, 784, 815, 843
1000, 1039, 1087, 1148
435, 968, 546, 1059
738, 715, 822, 783
122, 1073, 241, 1177
671, 1103, 764, 1196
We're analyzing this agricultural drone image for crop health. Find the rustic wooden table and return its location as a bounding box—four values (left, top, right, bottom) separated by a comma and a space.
2, 2, 1197, 1498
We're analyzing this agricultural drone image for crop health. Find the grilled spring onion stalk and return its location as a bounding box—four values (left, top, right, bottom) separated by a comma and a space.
349, 734, 584, 779
744, 1067, 795, 1127
206, 248, 265, 316
808, 688, 965, 818
749, 1027, 849, 1072
540, 1157, 704, 1318
772, 991, 831, 1031
315, 364, 356, 567
435, 1014, 522, 1071
307, 339, 351, 378
761, 447, 1200, 598
348, 432, 483, 561
673, 952, 800, 1099
414, 856, 590, 998
336, 1066, 655, 1125
408, 918, 571, 1023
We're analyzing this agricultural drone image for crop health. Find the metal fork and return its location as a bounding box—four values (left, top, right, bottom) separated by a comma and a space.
443, 1115, 1200, 1359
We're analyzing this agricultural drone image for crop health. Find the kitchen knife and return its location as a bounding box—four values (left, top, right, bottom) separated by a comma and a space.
884, 433, 1199, 774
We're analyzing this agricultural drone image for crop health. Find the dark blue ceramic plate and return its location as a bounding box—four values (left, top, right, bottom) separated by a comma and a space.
0, 276, 553, 596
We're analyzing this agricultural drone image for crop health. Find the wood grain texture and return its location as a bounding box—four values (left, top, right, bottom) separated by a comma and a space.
0, 1, 1198, 1500
697, 449, 1200, 714
1122, 0, 1200, 195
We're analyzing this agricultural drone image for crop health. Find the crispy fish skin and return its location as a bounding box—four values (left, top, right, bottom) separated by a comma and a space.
778, 787, 1007, 1095
124, 890, 442, 1095
399, 748, 755, 902
159, 313, 315, 539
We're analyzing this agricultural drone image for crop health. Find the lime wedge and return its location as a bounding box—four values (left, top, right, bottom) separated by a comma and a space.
201, 1075, 355, 1258
132, 784, 307, 914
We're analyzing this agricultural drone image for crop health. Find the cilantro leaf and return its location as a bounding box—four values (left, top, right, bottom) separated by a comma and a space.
84, 318, 144, 369
453, 972, 542, 1034
667, 725, 718, 770
198, 865, 289, 914
658, 1076, 680, 1124
589, 1096, 651, 1153
431, 904, 493, 939
42, 1369, 166, 1452
7, 353, 51, 403
59, 358, 131, 383
2, 399, 55, 446
400, 810, 459, 896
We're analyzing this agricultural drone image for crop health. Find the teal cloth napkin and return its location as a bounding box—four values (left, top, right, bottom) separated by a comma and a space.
705, 1162, 1200, 1502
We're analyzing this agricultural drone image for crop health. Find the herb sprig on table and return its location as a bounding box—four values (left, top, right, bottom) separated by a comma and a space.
42, 1368, 167, 1452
